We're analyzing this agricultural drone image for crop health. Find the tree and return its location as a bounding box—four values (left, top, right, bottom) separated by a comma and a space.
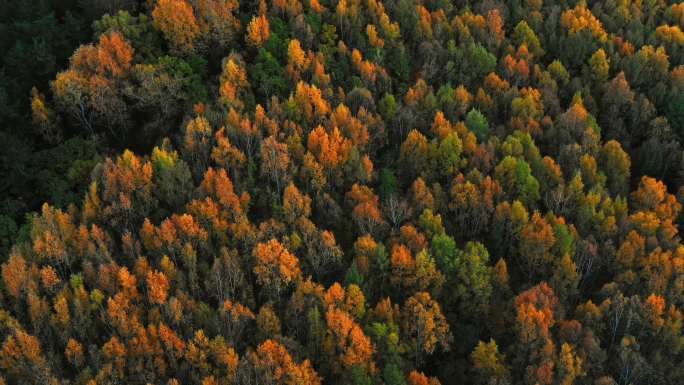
152, 0, 200, 54
410, 177, 435, 214
513, 282, 558, 385
283, 182, 311, 223
194, 0, 241, 50
515, 282, 557, 343
287, 39, 310, 76
209, 248, 245, 301
347, 184, 385, 235
330, 104, 369, 148
246, 14, 270, 48
253, 239, 302, 298
256, 303, 282, 341
307, 126, 351, 173
273, 0, 304, 16
558, 4, 607, 68
183, 115, 214, 176
513, 21, 543, 57
87, 150, 155, 233
65, 338, 84, 368
471, 339, 509, 384
401, 292, 451, 365
2, 252, 28, 299
51, 31, 135, 139
97, 30, 134, 75
252, 48, 287, 98
600, 72, 636, 143
297, 217, 343, 278
221, 300, 255, 346
557, 343, 585, 385
293, 82, 330, 124
465, 108, 489, 141
449, 173, 500, 237
389, 242, 444, 296
589, 49, 610, 83
198, 167, 245, 219
261, 136, 291, 192
146, 269, 170, 305
435, 132, 463, 179
445, 242, 493, 316
212, 127, 246, 181
0, 329, 52, 382
353, 234, 389, 296
407, 371, 441, 385
390, 244, 416, 290
248, 339, 321, 385
325, 307, 374, 373
494, 156, 540, 207
301, 152, 327, 192
518, 212, 556, 281
485, 9, 505, 49
631, 176, 680, 220
152, 145, 193, 210
219, 55, 250, 110
399, 130, 430, 180
599, 140, 630, 197
324, 283, 358, 316
30, 87, 59, 143
510, 88, 543, 133
624, 45, 670, 94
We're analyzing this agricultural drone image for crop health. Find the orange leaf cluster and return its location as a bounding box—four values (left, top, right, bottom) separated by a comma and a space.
152, 0, 200, 53
253, 239, 302, 294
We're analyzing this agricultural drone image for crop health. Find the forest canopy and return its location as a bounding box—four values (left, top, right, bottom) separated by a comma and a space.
2, 0, 684, 384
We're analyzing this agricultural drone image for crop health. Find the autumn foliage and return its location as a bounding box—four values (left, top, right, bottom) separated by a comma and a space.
6, 0, 684, 384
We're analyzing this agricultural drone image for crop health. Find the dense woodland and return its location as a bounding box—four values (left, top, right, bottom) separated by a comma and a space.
3, 0, 684, 384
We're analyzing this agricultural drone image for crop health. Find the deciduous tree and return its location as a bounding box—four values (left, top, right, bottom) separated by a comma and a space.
253, 239, 302, 298
152, 0, 200, 54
